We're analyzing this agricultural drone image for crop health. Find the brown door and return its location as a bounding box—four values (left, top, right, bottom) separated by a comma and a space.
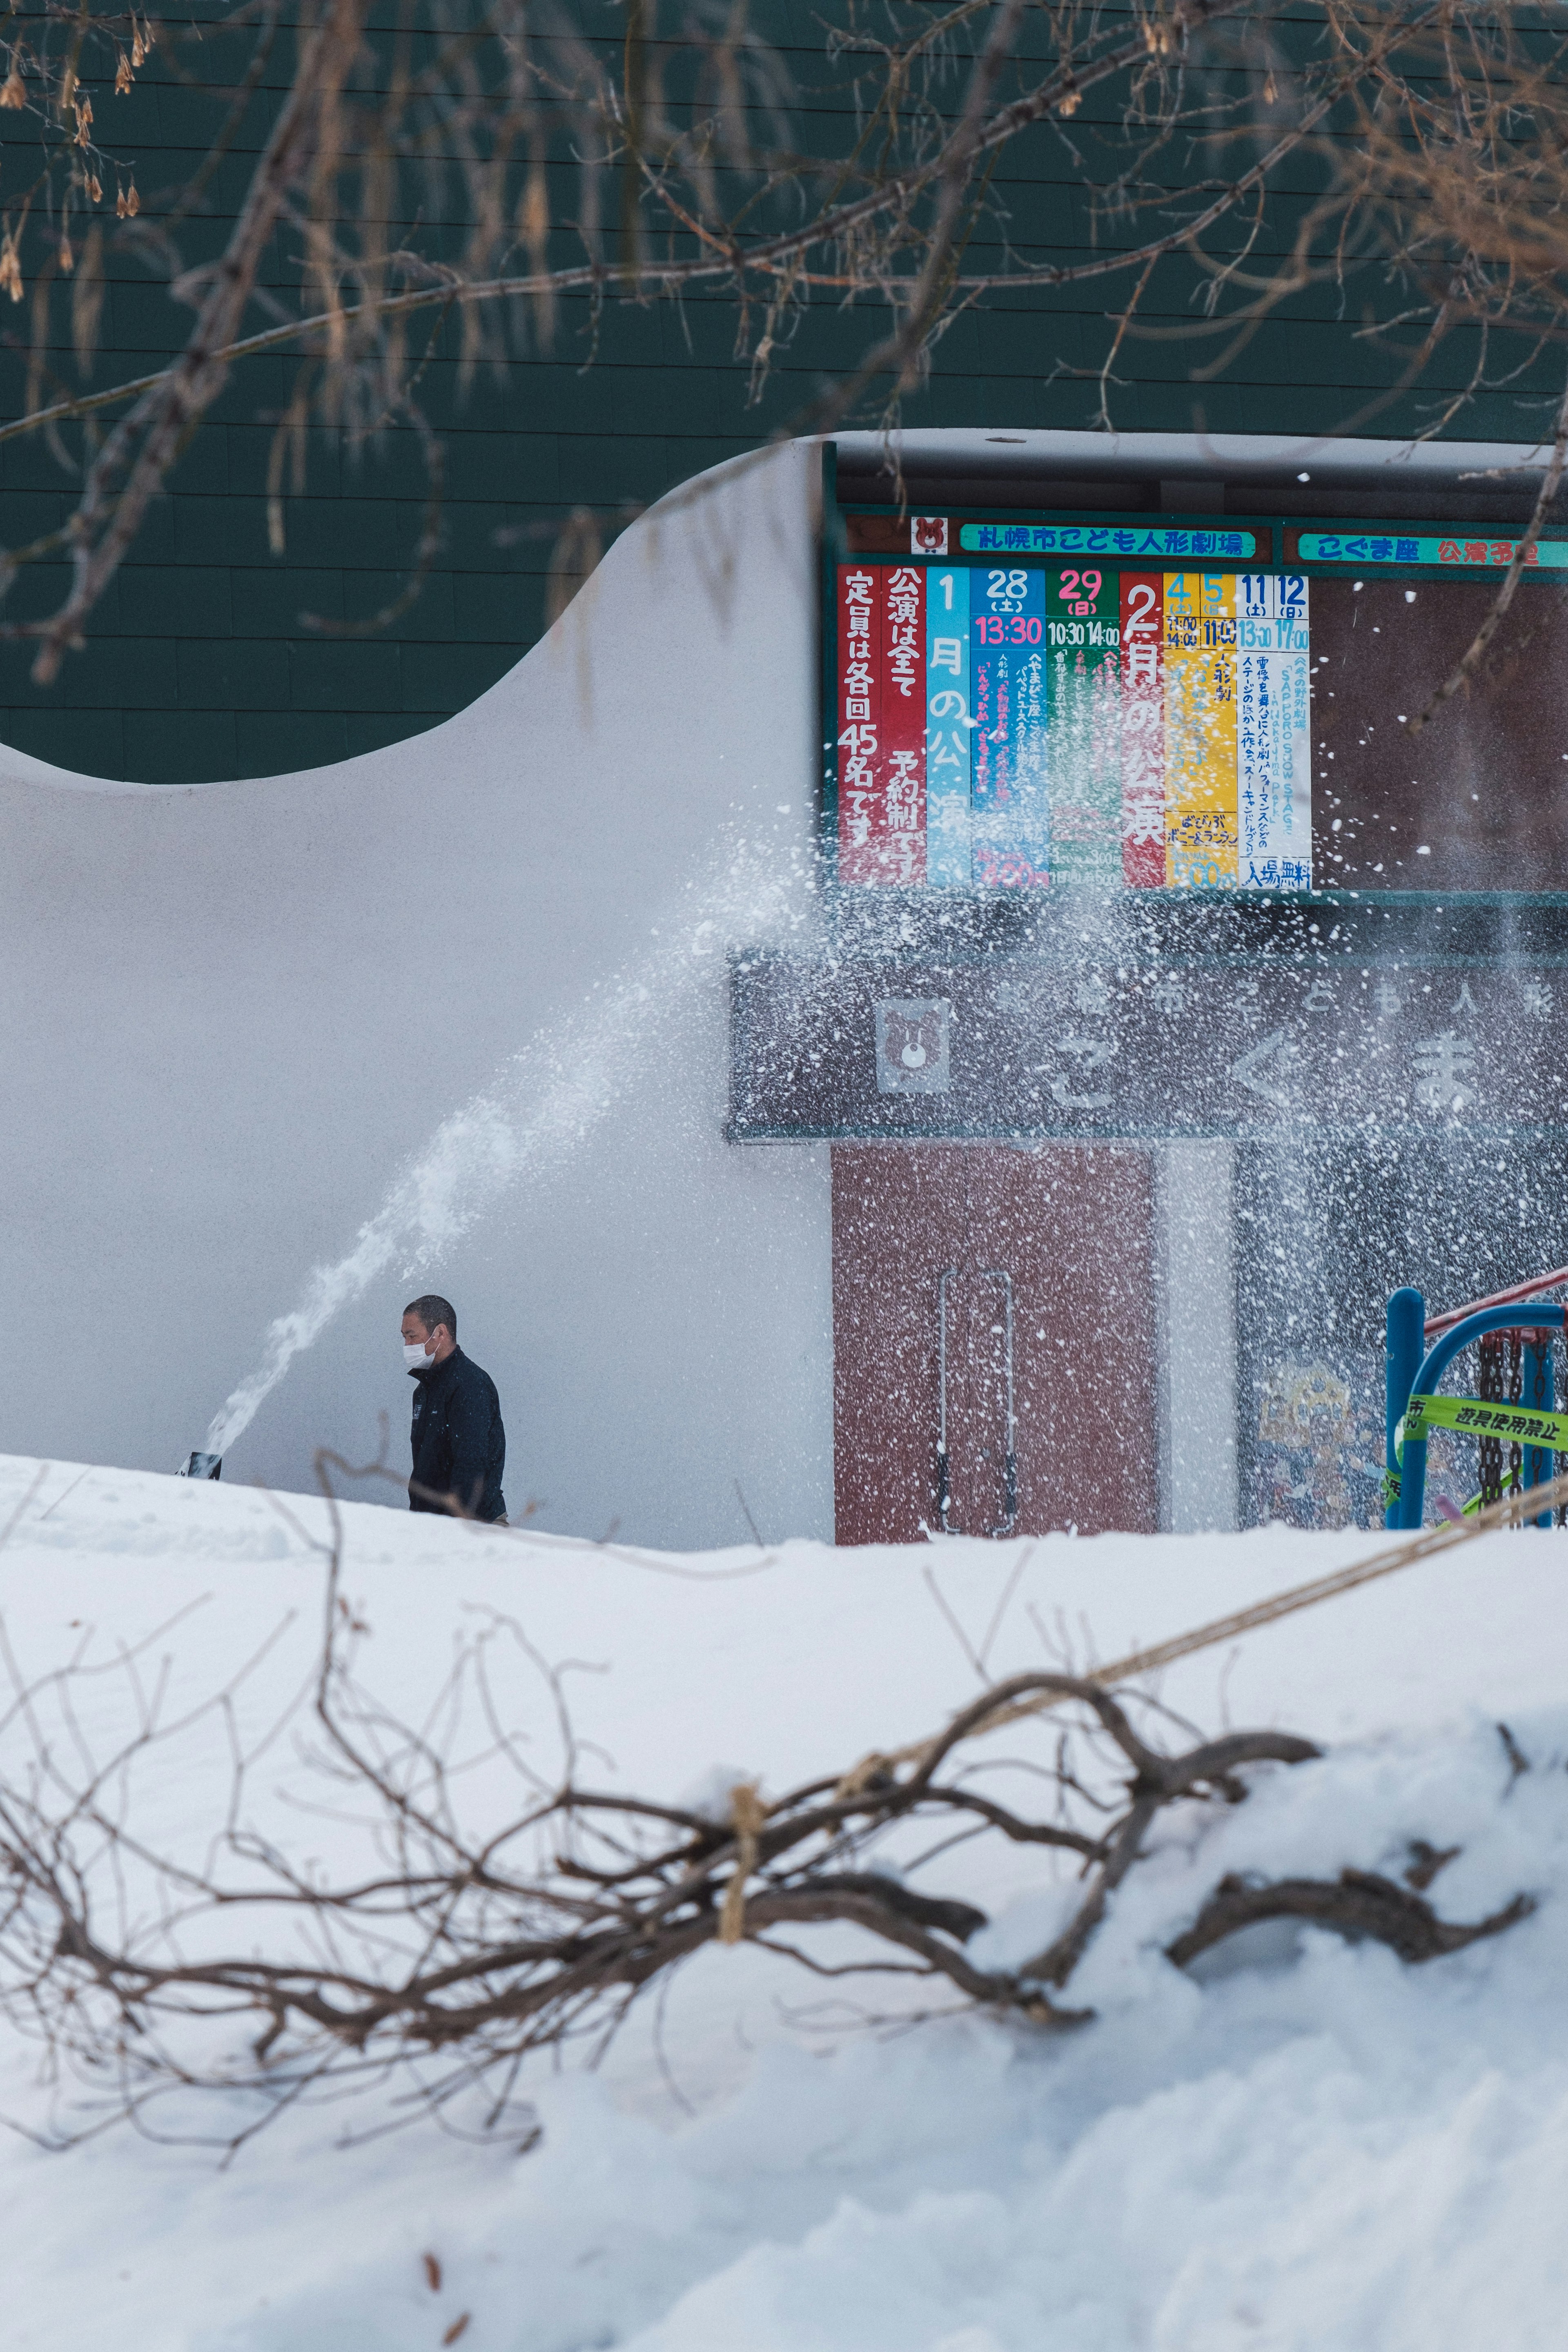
831, 1143, 1158, 1544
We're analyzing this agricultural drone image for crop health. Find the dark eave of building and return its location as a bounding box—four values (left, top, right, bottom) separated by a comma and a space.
832, 428, 1562, 527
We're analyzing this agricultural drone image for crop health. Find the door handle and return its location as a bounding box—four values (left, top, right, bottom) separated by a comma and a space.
937, 1265, 956, 1533
936, 1266, 1018, 1538
982, 1267, 1019, 1538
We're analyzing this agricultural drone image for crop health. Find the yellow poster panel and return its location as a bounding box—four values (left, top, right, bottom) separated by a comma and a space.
1163, 572, 1236, 886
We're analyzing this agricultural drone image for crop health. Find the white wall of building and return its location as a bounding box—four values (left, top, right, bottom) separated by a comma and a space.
0, 443, 836, 1546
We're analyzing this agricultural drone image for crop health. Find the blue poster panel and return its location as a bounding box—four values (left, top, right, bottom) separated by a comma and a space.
970, 564, 1049, 889
924, 566, 972, 888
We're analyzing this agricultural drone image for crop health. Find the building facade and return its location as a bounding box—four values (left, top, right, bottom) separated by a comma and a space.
780, 431, 1568, 1538
3, 425, 1565, 1542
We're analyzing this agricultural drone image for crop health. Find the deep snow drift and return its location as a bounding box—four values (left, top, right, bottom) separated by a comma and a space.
2, 1452, 1566, 2350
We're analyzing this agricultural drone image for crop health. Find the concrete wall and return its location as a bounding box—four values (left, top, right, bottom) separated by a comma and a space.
0, 442, 836, 1547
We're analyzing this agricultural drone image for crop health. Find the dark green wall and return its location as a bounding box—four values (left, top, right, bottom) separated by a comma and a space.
1, 4, 1558, 782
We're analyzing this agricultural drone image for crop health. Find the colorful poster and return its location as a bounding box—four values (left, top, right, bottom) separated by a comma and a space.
925, 565, 972, 888
971, 564, 1049, 888
880, 564, 926, 885
836, 561, 926, 884
1236, 574, 1310, 889
1120, 572, 1164, 886
834, 562, 1311, 892
1163, 571, 1237, 887
1046, 564, 1122, 884
836, 563, 882, 883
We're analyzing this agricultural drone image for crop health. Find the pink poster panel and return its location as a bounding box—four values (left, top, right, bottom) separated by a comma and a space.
1120, 571, 1164, 887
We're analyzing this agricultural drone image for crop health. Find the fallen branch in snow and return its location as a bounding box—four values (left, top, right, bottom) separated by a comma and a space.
0, 1459, 1538, 2151
1166, 1869, 1535, 1972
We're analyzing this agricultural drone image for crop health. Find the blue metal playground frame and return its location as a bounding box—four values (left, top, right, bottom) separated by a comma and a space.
1384, 1287, 1562, 1531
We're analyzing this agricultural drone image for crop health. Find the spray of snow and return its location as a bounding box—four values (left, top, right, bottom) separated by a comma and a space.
201, 830, 813, 1459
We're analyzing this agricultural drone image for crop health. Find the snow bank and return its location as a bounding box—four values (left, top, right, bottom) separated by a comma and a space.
2, 1451, 1566, 2350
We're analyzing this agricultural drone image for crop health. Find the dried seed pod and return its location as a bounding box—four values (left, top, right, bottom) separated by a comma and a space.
115, 53, 132, 95
0, 235, 21, 302
0, 62, 25, 109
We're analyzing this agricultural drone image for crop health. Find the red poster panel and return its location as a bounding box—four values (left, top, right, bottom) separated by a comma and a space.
837, 563, 883, 883
1120, 571, 1164, 888
837, 561, 927, 884
880, 564, 927, 885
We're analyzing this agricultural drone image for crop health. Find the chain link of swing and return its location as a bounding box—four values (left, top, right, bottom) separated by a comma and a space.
1475, 1327, 1568, 1526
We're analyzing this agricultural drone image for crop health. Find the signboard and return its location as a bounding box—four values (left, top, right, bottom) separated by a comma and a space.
959, 523, 1258, 560
1295, 531, 1568, 568
732, 953, 1568, 1141
833, 561, 1311, 893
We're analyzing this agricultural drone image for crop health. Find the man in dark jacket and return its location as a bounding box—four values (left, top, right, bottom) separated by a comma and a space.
401, 1294, 508, 1522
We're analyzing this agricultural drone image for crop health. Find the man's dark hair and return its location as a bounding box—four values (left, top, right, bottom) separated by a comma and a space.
405, 1294, 457, 1342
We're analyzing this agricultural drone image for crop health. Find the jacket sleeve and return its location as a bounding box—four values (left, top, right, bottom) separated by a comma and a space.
445, 1370, 495, 1516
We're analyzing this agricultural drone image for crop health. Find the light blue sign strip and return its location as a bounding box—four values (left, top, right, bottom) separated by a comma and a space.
959, 523, 1256, 560
1298, 531, 1568, 568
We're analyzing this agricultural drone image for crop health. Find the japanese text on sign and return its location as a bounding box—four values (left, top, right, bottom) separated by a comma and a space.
959, 524, 1257, 559
835, 563, 1311, 893
1296, 532, 1568, 568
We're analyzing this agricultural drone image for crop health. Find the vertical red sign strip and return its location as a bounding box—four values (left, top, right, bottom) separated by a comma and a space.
837, 563, 882, 883
1120, 571, 1165, 887
880, 564, 927, 885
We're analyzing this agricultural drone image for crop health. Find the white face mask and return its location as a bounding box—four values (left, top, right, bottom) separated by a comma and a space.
403, 1340, 434, 1374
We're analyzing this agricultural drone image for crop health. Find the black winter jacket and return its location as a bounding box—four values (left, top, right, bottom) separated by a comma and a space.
408, 1348, 507, 1521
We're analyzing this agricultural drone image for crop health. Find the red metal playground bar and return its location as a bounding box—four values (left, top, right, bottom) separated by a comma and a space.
1423, 1266, 1568, 1339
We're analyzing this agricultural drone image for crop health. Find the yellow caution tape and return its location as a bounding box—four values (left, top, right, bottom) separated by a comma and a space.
1405, 1391, 1568, 1450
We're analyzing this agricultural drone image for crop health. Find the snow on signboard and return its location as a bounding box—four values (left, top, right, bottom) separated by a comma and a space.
737, 958, 1566, 1140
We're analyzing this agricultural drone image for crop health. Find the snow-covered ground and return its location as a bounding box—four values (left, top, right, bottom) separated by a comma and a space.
3, 1450, 1566, 2350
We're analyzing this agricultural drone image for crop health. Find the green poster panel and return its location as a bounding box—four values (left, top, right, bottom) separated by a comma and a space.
1046, 565, 1123, 884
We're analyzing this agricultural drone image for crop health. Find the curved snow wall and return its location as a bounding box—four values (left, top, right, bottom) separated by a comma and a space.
0, 443, 833, 1546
